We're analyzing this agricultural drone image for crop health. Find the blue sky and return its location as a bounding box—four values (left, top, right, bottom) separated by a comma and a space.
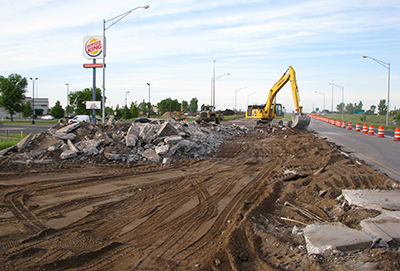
1, 0, 399, 113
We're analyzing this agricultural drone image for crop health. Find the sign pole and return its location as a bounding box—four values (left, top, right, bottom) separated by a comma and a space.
92, 59, 96, 123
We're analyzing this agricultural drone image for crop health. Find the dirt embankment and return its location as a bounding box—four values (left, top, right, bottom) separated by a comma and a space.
0, 121, 399, 270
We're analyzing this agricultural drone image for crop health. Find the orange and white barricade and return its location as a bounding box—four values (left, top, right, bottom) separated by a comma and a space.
395, 128, 400, 141
368, 125, 374, 135
355, 123, 361, 132
378, 126, 384, 138
348, 122, 352, 130
363, 124, 368, 133
341, 121, 346, 128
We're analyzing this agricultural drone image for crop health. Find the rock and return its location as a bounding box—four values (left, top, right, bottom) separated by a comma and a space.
162, 157, 171, 164
104, 152, 121, 161
143, 149, 161, 163
17, 133, 33, 152
303, 224, 373, 254
47, 140, 64, 151
360, 211, 400, 247
107, 115, 114, 125
139, 124, 155, 143
125, 133, 138, 147
0, 145, 17, 157
53, 132, 76, 141
75, 140, 101, 154
155, 144, 170, 155
157, 121, 179, 137
67, 139, 80, 153
94, 131, 112, 145
164, 140, 196, 158
60, 150, 77, 159
56, 122, 81, 134
164, 135, 182, 145
342, 189, 400, 211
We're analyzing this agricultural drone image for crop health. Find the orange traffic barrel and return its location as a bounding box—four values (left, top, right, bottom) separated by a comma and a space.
348, 122, 352, 130
341, 121, 346, 128
363, 124, 368, 133
378, 126, 385, 137
395, 128, 400, 141
368, 125, 374, 135
355, 123, 361, 132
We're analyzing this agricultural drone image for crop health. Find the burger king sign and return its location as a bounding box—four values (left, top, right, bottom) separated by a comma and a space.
83, 36, 105, 59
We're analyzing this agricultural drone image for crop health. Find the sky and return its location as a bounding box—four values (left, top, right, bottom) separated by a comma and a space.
1, 0, 400, 114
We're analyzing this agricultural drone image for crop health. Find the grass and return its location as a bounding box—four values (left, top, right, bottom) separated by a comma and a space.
0, 133, 26, 150
0, 120, 58, 125
314, 114, 399, 130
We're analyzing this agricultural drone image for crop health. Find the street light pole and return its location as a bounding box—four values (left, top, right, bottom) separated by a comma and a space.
66, 83, 69, 118
147, 83, 150, 117
211, 72, 230, 109
234, 87, 246, 115
329, 82, 344, 120
29, 77, 38, 124
102, 5, 150, 123
247, 92, 256, 107
362, 55, 391, 126
125, 91, 129, 120
315, 91, 325, 113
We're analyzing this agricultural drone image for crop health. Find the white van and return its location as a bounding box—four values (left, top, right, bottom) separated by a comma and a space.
69, 115, 90, 123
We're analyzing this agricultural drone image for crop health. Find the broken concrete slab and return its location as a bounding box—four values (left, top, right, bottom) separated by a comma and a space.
342, 189, 400, 211
107, 115, 114, 125
47, 140, 64, 152
56, 122, 81, 134
139, 124, 155, 143
17, 133, 33, 152
164, 135, 182, 145
67, 140, 80, 153
157, 121, 179, 137
60, 150, 77, 160
304, 224, 373, 254
0, 145, 17, 157
361, 211, 400, 247
155, 144, 169, 155
75, 140, 101, 154
143, 149, 161, 163
53, 132, 76, 141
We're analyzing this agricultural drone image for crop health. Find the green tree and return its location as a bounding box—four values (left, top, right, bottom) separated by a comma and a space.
365, 105, 376, 115
0, 74, 28, 121
336, 102, 345, 114
156, 98, 180, 115
115, 105, 123, 119
181, 100, 189, 112
378, 99, 387, 116
22, 101, 32, 118
129, 101, 139, 118
69, 87, 102, 115
51, 101, 64, 119
345, 103, 354, 114
354, 100, 363, 110
189, 98, 198, 113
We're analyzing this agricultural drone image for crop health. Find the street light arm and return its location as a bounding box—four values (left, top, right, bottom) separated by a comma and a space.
105, 5, 149, 30
235, 87, 246, 94
214, 73, 230, 81
362, 55, 389, 69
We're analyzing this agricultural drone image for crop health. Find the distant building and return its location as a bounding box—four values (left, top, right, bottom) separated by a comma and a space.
0, 97, 49, 119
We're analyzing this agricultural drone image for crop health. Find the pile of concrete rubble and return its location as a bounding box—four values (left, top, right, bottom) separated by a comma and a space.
0, 119, 251, 165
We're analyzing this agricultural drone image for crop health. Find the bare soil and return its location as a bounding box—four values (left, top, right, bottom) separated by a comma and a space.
0, 119, 399, 270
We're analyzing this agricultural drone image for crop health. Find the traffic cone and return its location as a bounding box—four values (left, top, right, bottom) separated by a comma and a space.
355, 123, 361, 132
348, 122, 352, 130
395, 128, 400, 141
378, 126, 385, 138
363, 124, 368, 133
368, 125, 374, 135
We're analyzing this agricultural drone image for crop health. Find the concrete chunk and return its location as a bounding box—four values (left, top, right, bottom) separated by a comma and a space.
304, 224, 373, 254
361, 211, 400, 245
143, 149, 161, 163
155, 144, 169, 155
56, 122, 81, 134
139, 124, 155, 143
67, 139, 80, 153
342, 189, 400, 211
17, 133, 33, 152
60, 150, 77, 159
164, 135, 182, 145
75, 140, 100, 154
157, 122, 179, 137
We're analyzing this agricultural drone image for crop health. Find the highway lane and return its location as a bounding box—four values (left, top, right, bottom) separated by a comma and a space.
0, 123, 53, 135
308, 118, 400, 183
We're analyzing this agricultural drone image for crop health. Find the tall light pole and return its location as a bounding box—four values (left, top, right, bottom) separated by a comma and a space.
362, 55, 391, 126
211, 73, 230, 109
331, 79, 334, 112
125, 91, 130, 120
102, 5, 150, 123
29, 77, 38, 124
66, 83, 69, 118
147, 83, 150, 117
235, 87, 246, 115
247, 92, 256, 107
315, 91, 325, 113
329, 82, 344, 120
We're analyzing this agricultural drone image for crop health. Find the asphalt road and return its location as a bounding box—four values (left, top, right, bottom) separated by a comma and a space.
308, 118, 400, 183
0, 123, 53, 135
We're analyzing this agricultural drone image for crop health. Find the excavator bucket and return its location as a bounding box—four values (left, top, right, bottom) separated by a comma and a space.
291, 114, 311, 130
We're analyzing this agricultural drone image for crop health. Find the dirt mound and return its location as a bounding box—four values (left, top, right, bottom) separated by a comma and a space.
0, 124, 399, 270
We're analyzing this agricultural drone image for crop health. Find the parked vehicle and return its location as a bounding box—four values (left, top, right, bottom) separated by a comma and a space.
41, 115, 54, 120
69, 115, 90, 123
134, 118, 152, 123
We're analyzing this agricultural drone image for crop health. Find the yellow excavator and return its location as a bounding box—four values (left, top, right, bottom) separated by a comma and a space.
245, 66, 310, 130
